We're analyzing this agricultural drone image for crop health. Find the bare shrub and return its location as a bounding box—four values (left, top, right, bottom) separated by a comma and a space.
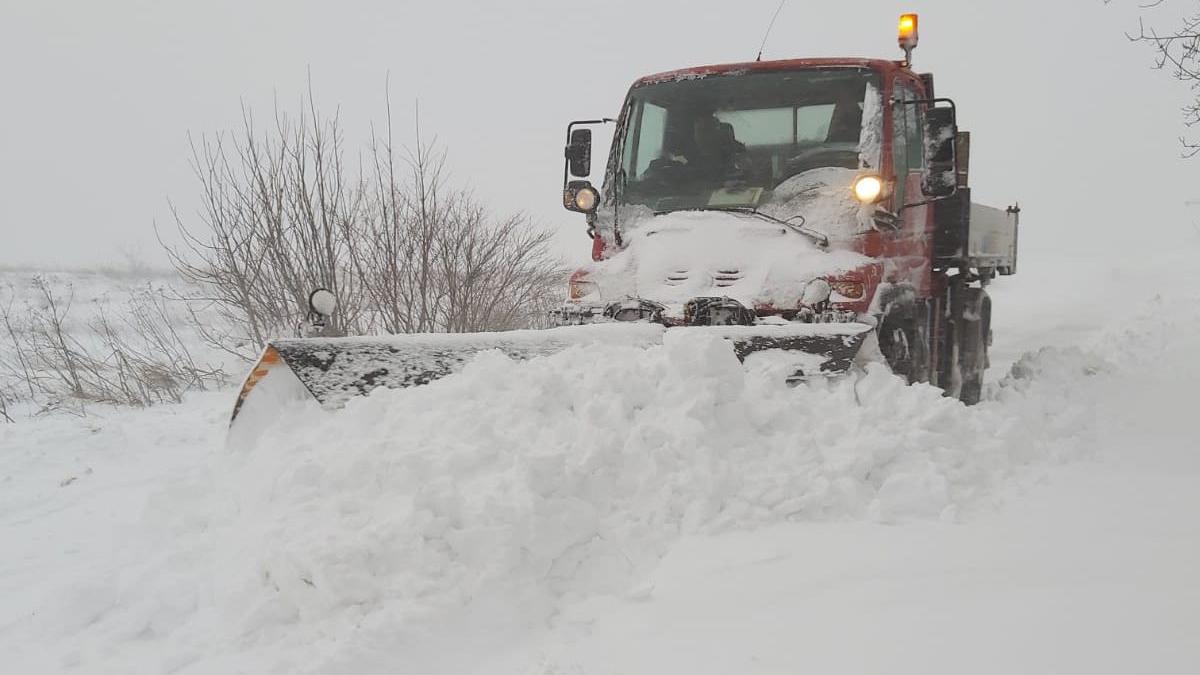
0, 385, 12, 423
350, 128, 449, 335
0, 277, 228, 414
433, 204, 564, 332
21, 277, 89, 399
88, 288, 228, 405
352, 113, 565, 335
1, 289, 37, 400
166, 88, 564, 350
162, 90, 366, 348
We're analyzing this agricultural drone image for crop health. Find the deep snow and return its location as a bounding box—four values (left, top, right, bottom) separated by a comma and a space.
1, 243, 1199, 673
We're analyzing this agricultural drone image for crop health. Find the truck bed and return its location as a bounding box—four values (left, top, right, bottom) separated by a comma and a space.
933, 188, 1019, 276
968, 202, 1019, 275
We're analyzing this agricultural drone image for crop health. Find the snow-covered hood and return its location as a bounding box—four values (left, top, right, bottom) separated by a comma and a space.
582, 169, 874, 316
581, 213, 870, 317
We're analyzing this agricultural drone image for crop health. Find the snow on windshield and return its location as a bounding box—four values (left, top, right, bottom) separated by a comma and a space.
759, 166, 877, 235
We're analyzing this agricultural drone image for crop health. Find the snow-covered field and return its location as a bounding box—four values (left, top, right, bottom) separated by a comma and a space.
1, 244, 1198, 674
0, 268, 238, 418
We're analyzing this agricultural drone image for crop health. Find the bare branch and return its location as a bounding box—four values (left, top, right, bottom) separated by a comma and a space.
163, 79, 565, 356
1119, 1, 1200, 155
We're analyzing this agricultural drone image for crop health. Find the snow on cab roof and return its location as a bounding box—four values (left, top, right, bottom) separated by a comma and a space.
633, 57, 898, 87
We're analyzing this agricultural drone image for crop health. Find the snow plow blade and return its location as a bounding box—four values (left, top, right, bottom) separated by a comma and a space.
230, 322, 871, 423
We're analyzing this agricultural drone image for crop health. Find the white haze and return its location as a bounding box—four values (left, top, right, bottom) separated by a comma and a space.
0, 0, 1196, 273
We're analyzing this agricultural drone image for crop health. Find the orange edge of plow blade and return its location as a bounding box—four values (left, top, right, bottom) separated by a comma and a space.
229, 345, 281, 424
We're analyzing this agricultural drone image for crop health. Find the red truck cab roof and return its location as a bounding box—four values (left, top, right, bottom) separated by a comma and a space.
633, 58, 906, 87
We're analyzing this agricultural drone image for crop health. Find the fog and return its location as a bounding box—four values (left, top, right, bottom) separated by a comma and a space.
1, 0, 1195, 271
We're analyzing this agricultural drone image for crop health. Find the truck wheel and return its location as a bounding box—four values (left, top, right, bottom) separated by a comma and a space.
959, 358, 982, 404
957, 289, 991, 406
879, 304, 918, 383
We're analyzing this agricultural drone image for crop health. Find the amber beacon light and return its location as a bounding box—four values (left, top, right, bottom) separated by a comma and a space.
898, 13, 919, 65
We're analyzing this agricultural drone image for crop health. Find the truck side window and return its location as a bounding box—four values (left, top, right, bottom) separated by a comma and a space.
891, 80, 924, 208
903, 84, 924, 171
891, 79, 909, 207
623, 101, 668, 180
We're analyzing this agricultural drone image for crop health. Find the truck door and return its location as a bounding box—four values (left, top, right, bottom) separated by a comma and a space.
888, 77, 932, 296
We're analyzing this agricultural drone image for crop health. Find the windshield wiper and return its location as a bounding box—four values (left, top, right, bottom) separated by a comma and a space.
712, 207, 830, 248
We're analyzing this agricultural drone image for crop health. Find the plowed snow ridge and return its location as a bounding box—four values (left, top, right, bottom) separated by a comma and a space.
215, 332, 1107, 668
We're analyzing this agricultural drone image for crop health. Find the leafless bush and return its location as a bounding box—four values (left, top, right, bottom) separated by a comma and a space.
352, 112, 564, 334
0, 278, 228, 415
162, 89, 366, 348
165, 87, 564, 351
88, 289, 228, 405
19, 278, 89, 400
1117, 0, 1200, 156
1, 291, 37, 401
0, 387, 12, 423
431, 203, 564, 332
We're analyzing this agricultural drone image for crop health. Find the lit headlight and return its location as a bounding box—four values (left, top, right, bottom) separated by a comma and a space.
573, 186, 599, 212
852, 175, 884, 204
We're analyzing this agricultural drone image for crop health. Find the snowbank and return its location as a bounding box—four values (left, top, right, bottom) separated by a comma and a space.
205, 330, 1106, 671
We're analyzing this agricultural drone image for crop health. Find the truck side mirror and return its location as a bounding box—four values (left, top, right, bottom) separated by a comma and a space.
922, 105, 957, 198
565, 128, 592, 178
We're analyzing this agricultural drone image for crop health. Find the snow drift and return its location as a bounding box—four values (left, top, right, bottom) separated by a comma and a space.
209, 330, 1106, 670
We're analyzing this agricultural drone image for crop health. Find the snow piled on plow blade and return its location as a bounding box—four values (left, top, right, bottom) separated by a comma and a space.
213, 330, 1106, 672
230, 322, 871, 423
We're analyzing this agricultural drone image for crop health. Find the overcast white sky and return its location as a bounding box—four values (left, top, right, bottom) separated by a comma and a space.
1, 0, 1196, 270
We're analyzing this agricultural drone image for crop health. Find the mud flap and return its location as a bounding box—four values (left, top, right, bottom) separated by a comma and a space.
230, 322, 872, 423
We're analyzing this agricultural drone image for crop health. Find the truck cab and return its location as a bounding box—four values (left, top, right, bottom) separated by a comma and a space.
558, 16, 1018, 403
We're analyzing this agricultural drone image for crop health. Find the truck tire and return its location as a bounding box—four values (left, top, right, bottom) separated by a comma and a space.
879, 303, 923, 384
934, 295, 959, 397
957, 289, 991, 405
958, 337, 983, 405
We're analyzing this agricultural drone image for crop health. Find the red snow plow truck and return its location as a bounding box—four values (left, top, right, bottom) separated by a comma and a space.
231, 13, 1018, 423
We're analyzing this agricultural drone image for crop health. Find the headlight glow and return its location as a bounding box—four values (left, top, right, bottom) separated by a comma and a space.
573, 186, 599, 212
853, 175, 884, 203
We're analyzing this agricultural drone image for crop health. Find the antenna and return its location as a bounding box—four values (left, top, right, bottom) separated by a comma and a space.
755, 0, 787, 62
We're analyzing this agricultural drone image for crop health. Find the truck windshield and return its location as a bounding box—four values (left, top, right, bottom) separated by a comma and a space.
618, 68, 880, 212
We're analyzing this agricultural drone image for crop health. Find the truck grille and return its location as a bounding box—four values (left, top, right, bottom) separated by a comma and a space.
713, 269, 743, 287
665, 270, 690, 286
664, 269, 744, 287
